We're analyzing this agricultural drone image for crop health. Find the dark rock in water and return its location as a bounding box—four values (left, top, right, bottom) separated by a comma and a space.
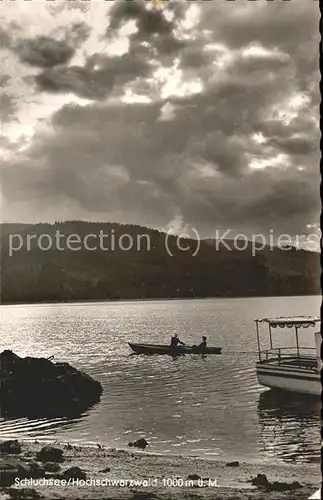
61, 466, 87, 480
99, 467, 111, 473
17, 461, 44, 479
0, 458, 21, 486
226, 461, 240, 467
0, 439, 22, 454
36, 446, 64, 463
251, 474, 270, 487
42, 462, 61, 473
267, 480, 303, 491
188, 474, 201, 480
0, 350, 102, 417
251, 473, 303, 491
6, 488, 43, 500
130, 493, 158, 500
0, 458, 44, 486
129, 438, 148, 449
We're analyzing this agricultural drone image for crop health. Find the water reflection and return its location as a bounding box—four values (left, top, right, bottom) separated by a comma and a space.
257, 390, 321, 463
0, 412, 88, 441
130, 353, 208, 362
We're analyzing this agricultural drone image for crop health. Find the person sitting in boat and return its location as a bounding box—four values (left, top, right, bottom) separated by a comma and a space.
198, 336, 207, 348
170, 333, 185, 347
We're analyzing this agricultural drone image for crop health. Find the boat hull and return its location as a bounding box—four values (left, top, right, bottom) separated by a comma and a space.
256, 360, 321, 395
129, 343, 222, 355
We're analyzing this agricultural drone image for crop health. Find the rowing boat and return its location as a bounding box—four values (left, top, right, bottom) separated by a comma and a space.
128, 343, 222, 355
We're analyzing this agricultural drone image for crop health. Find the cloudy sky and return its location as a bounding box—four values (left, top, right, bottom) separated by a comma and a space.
0, 0, 320, 239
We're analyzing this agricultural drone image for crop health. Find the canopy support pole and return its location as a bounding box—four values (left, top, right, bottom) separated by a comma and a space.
256, 320, 261, 361
295, 326, 300, 361
269, 324, 273, 349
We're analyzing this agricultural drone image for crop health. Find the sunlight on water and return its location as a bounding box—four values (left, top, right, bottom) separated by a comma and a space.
0, 296, 321, 465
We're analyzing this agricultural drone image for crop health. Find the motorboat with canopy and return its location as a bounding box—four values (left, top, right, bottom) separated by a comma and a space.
255, 316, 321, 395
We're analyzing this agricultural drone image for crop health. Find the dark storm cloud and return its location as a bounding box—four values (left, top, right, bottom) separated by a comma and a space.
152, 35, 186, 56
0, 75, 12, 88
15, 2, 185, 100
66, 22, 91, 46
50, 1, 90, 13
15, 23, 90, 69
269, 135, 317, 157
0, 100, 175, 226
201, 1, 319, 99
0, 21, 22, 49
0, 26, 12, 49
200, 1, 316, 51
16, 37, 75, 68
179, 46, 213, 70
108, 1, 174, 37
108, 1, 187, 58
35, 51, 151, 100
256, 116, 319, 159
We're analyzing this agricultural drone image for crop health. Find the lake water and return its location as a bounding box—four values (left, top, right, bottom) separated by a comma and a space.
0, 296, 321, 465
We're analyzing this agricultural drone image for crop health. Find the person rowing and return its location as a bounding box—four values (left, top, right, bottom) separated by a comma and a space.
170, 333, 186, 347
191, 336, 207, 350
198, 336, 207, 348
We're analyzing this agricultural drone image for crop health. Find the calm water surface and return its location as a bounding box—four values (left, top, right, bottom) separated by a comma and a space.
0, 296, 321, 465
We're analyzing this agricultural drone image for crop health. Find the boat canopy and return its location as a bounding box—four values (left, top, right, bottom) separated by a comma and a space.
256, 316, 320, 328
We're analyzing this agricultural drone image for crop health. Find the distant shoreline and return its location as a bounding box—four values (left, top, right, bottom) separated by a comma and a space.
0, 292, 321, 307
2, 221, 319, 305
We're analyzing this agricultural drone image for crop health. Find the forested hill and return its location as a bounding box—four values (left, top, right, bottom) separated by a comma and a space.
0, 222, 320, 304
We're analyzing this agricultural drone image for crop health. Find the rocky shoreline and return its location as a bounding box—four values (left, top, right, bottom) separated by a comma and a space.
0, 439, 320, 500
0, 351, 102, 418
